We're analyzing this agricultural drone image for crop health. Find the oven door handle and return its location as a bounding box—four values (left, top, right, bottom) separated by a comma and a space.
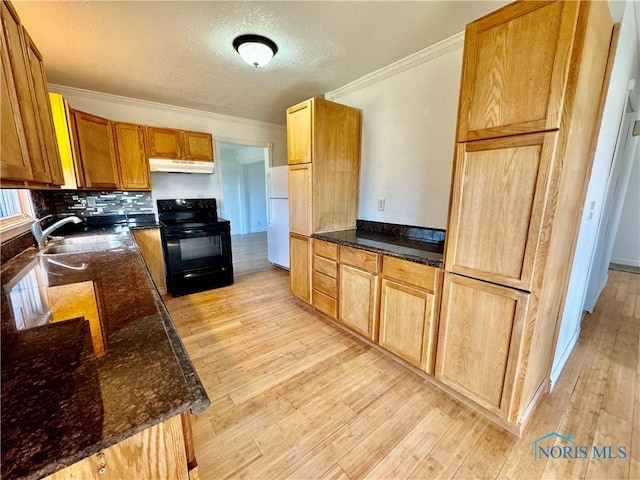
166, 228, 216, 237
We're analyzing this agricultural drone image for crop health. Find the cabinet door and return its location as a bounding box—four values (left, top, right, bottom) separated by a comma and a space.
1, 2, 49, 183
145, 126, 182, 159
73, 111, 120, 190
290, 234, 311, 303
288, 164, 312, 236
445, 132, 557, 291
23, 29, 64, 185
339, 264, 378, 340
182, 130, 213, 161
0, 30, 31, 182
457, 1, 579, 142
435, 273, 529, 416
114, 122, 151, 191
286, 100, 312, 165
379, 279, 437, 373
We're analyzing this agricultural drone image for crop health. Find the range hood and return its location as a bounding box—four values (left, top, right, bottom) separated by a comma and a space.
149, 158, 214, 174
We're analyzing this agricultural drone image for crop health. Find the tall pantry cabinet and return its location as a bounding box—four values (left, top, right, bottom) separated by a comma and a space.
287, 98, 361, 304
436, 0, 614, 432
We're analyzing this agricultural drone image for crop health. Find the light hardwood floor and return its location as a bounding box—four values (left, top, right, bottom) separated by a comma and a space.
231, 232, 273, 279
166, 253, 639, 479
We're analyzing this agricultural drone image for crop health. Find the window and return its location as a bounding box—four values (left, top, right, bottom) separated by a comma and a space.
0, 189, 35, 241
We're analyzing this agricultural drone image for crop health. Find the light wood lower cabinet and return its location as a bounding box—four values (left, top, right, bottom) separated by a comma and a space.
435, 273, 530, 417
289, 234, 311, 303
338, 264, 378, 340
132, 228, 167, 295
44, 414, 197, 480
312, 239, 338, 319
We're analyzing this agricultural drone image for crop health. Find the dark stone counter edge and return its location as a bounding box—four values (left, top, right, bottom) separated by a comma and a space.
312, 232, 444, 268
23, 232, 209, 480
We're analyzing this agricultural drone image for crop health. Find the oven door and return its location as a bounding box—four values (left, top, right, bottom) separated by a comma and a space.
162, 224, 233, 295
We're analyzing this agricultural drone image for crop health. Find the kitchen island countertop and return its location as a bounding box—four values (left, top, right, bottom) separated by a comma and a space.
0, 229, 209, 480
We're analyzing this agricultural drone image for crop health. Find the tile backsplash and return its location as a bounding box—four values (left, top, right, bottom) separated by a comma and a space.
34, 191, 154, 217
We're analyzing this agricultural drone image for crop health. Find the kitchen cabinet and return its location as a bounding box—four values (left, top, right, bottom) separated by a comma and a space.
436, 273, 530, 416
287, 98, 361, 305
132, 228, 167, 295
445, 132, 557, 291
145, 126, 213, 162
379, 256, 441, 373
311, 239, 338, 319
338, 246, 379, 340
289, 233, 311, 303
457, 1, 579, 142
0, 0, 63, 187
23, 28, 64, 186
439, 0, 614, 432
113, 122, 151, 191
71, 110, 121, 190
43, 414, 193, 480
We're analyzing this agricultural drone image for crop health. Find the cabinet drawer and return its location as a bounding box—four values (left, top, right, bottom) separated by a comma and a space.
313, 255, 337, 278
313, 271, 337, 298
382, 256, 440, 292
313, 239, 338, 260
313, 289, 337, 319
340, 246, 379, 273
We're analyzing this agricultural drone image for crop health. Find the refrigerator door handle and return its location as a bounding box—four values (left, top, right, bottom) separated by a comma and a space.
267, 174, 272, 224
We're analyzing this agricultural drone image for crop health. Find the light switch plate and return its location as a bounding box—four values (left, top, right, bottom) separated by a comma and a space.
377, 198, 385, 211
633, 120, 640, 137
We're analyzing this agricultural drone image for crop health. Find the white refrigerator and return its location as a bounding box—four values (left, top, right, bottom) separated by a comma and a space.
267, 165, 289, 269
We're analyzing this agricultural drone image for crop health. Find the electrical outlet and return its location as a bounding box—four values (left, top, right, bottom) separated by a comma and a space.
377, 198, 385, 211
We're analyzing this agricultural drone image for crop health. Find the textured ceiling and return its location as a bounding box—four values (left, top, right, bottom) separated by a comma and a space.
13, 1, 509, 125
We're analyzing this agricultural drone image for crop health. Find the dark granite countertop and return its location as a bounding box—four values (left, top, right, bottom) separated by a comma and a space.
0, 230, 209, 480
313, 228, 444, 267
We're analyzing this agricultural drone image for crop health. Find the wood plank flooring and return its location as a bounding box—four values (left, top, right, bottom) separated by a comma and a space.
165, 240, 639, 480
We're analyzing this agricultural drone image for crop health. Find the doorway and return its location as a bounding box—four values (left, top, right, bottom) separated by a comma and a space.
216, 140, 271, 277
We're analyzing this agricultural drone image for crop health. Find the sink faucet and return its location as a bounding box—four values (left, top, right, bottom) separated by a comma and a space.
31, 215, 83, 249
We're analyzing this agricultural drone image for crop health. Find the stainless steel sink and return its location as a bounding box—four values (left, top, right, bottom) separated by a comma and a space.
39, 234, 123, 255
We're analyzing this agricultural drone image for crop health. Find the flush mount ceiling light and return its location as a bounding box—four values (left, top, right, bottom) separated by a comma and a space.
233, 34, 278, 68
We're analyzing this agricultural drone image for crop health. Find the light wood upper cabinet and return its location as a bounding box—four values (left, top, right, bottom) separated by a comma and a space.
183, 130, 213, 161
445, 132, 558, 291
113, 122, 151, 191
145, 126, 213, 162
23, 28, 64, 186
379, 256, 441, 373
288, 163, 312, 236
290, 234, 311, 303
457, 1, 579, 142
1, 1, 50, 184
287, 100, 312, 165
436, 273, 530, 417
72, 110, 120, 190
1, 28, 32, 183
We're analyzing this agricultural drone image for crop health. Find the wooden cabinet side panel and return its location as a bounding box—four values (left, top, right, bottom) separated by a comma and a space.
23, 29, 64, 185
286, 100, 312, 165
73, 111, 120, 190
289, 234, 311, 303
132, 228, 167, 295
0, 33, 32, 181
339, 264, 378, 340
1, 2, 49, 182
312, 99, 361, 232
458, 0, 579, 141
288, 164, 312, 236
44, 415, 188, 480
114, 123, 151, 191
435, 274, 528, 414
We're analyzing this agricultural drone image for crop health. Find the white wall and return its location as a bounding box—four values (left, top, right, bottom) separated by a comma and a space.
49, 84, 286, 217
326, 34, 463, 229
612, 153, 640, 266
219, 152, 242, 233
243, 162, 267, 233
551, 0, 640, 386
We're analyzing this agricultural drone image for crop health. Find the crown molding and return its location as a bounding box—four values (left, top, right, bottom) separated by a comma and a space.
48, 84, 286, 130
325, 31, 464, 100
